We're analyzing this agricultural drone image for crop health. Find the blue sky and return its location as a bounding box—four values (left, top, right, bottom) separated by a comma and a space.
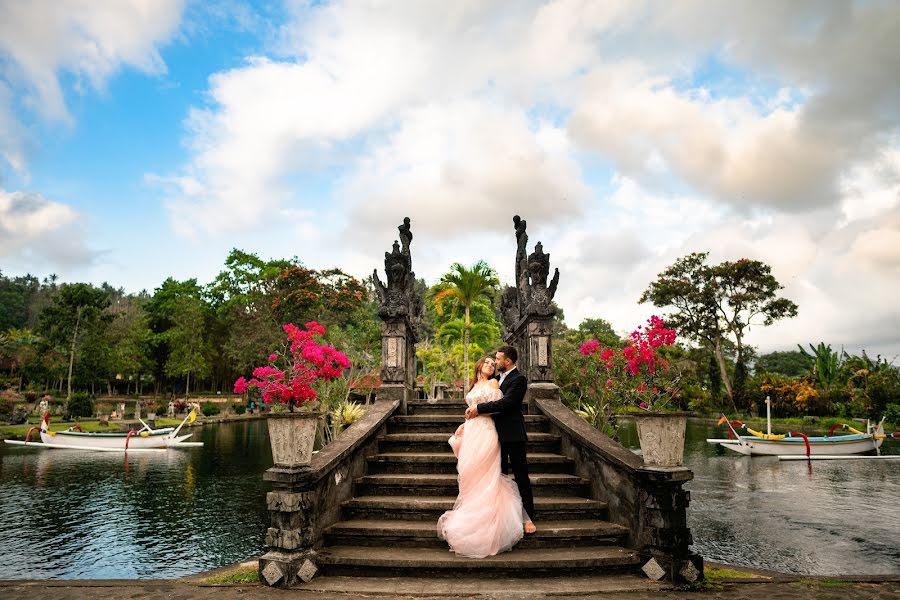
1, 1, 899, 356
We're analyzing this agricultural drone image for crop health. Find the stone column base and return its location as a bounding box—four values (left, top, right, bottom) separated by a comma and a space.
259, 550, 319, 588
643, 551, 704, 583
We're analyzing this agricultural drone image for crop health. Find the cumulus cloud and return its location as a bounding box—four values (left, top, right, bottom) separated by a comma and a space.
339, 101, 588, 247
0, 0, 184, 175
0, 190, 95, 268
148, 0, 899, 354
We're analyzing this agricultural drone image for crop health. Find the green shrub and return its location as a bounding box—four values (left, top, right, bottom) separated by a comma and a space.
201, 401, 220, 417
66, 392, 95, 420
0, 396, 15, 421
233, 403, 246, 415
884, 403, 900, 426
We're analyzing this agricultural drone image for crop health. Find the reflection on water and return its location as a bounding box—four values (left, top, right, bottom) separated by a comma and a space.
0, 420, 272, 579
1, 417, 898, 578
620, 418, 900, 575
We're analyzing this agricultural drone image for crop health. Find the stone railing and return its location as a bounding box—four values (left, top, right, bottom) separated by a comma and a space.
534, 394, 703, 583
258, 399, 400, 587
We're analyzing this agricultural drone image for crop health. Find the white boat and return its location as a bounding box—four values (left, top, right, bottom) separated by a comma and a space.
709, 428, 885, 456
4, 410, 202, 452
707, 397, 893, 457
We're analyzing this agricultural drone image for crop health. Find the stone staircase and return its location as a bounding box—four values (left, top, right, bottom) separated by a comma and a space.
312, 397, 642, 579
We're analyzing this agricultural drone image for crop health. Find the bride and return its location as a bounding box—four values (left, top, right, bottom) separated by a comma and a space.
437, 355, 527, 558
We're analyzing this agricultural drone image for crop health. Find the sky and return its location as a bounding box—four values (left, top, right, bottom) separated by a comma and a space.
1, 0, 899, 358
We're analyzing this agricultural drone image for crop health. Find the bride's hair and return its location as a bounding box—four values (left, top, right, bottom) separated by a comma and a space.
468, 355, 494, 393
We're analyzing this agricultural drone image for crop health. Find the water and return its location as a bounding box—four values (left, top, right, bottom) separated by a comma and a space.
0, 418, 897, 579
620, 419, 900, 575
0, 420, 272, 579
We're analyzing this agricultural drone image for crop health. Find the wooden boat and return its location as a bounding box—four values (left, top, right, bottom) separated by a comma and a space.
707, 397, 895, 457
3, 411, 202, 452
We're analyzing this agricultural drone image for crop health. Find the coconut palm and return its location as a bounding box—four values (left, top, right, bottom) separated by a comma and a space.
433, 261, 499, 390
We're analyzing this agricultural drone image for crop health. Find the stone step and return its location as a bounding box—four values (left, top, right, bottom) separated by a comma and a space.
389, 414, 549, 434
378, 432, 559, 454
407, 400, 530, 415
324, 518, 629, 549
343, 495, 609, 522
354, 473, 589, 497
299, 574, 670, 596
316, 545, 641, 578
367, 452, 575, 474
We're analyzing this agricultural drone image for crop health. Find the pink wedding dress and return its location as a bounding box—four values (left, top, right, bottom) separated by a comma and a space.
436, 385, 527, 558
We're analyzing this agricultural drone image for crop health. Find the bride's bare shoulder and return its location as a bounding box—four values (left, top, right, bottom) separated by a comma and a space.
488, 378, 500, 389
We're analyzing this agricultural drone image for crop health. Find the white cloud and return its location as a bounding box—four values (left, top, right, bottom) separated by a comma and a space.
339, 101, 588, 245
87, 0, 900, 357
0, 190, 95, 268
0, 0, 184, 176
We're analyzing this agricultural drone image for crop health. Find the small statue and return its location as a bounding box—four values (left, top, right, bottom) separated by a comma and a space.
372, 241, 410, 318
522, 242, 559, 315
373, 218, 425, 328
500, 286, 520, 339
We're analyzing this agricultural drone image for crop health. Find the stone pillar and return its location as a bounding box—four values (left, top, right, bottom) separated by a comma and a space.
507, 312, 558, 413
378, 316, 417, 414
637, 468, 704, 583
258, 469, 319, 588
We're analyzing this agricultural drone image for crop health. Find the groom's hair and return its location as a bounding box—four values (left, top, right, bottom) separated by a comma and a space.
497, 345, 518, 364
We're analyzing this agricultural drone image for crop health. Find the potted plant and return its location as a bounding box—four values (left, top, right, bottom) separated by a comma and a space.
579, 316, 688, 467
234, 321, 350, 468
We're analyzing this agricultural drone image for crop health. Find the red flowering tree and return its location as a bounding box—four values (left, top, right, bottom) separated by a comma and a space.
570, 316, 679, 432
233, 321, 351, 412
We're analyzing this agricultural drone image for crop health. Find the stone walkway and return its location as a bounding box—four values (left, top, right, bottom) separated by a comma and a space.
2, 579, 898, 599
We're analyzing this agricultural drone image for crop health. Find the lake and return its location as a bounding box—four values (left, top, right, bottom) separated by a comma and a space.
0, 417, 897, 579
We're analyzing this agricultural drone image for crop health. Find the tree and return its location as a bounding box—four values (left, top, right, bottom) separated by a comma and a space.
0, 328, 39, 390
145, 278, 205, 392
107, 298, 154, 395
0, 270, 29, 331
433, 261, 500, 390
640, 252, 798, 410
797, 342, 843, 390
164, 296, 211, 397
38, 283, 111, 399
572, 317, 621, 348
755, 350, 810, 377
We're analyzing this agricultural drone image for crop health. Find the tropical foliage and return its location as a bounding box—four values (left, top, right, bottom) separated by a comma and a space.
0, 251, 378, 400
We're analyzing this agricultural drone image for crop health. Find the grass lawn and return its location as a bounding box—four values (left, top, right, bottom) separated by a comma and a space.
194, 564, 259, 585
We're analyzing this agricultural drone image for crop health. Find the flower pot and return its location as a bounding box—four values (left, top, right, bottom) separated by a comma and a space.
632, 412, 689, 467
267, 412, 320, 468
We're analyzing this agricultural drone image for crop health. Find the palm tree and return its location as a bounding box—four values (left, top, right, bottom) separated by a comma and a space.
433, 261, 499, 390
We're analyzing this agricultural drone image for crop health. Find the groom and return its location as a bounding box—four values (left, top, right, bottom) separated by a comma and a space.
465, 345, 537, 534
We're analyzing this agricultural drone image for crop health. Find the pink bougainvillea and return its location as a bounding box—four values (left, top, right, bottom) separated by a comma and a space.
233, 321, 350, 410
576, 315, 679, 411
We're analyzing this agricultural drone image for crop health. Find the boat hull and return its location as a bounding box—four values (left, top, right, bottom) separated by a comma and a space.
40, 430, 190, 449
715, 434, 882, 456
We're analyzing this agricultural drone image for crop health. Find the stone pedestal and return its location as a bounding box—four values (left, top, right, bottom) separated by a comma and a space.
507, 312, 556, 384
259, 470, 318, 588
379, 316, 417, 414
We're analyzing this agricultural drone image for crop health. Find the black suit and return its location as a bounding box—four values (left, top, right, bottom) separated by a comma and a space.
476, 367, 535, 520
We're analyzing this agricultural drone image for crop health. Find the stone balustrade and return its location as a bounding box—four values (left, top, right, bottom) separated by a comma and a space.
258, 399, 400, 588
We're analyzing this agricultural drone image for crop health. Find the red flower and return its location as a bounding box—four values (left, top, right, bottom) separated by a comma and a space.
579, 340, 600, 356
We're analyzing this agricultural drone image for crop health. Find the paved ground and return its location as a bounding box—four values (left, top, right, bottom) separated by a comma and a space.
2, 579, 898, 599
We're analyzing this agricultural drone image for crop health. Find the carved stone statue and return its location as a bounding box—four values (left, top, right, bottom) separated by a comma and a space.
522, 242, 559, 316
372, 218, 424, 329
513, 215, 528, 311
500, 286, 520, 340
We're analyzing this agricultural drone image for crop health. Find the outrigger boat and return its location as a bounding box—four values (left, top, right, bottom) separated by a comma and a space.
4, 410, 203, 452
707, 397, 897, 457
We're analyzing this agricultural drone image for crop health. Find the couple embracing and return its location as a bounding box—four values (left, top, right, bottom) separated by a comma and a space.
436, 345, 536, 558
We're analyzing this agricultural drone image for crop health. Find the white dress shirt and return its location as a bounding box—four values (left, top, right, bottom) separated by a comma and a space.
498, 365, 517, 386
